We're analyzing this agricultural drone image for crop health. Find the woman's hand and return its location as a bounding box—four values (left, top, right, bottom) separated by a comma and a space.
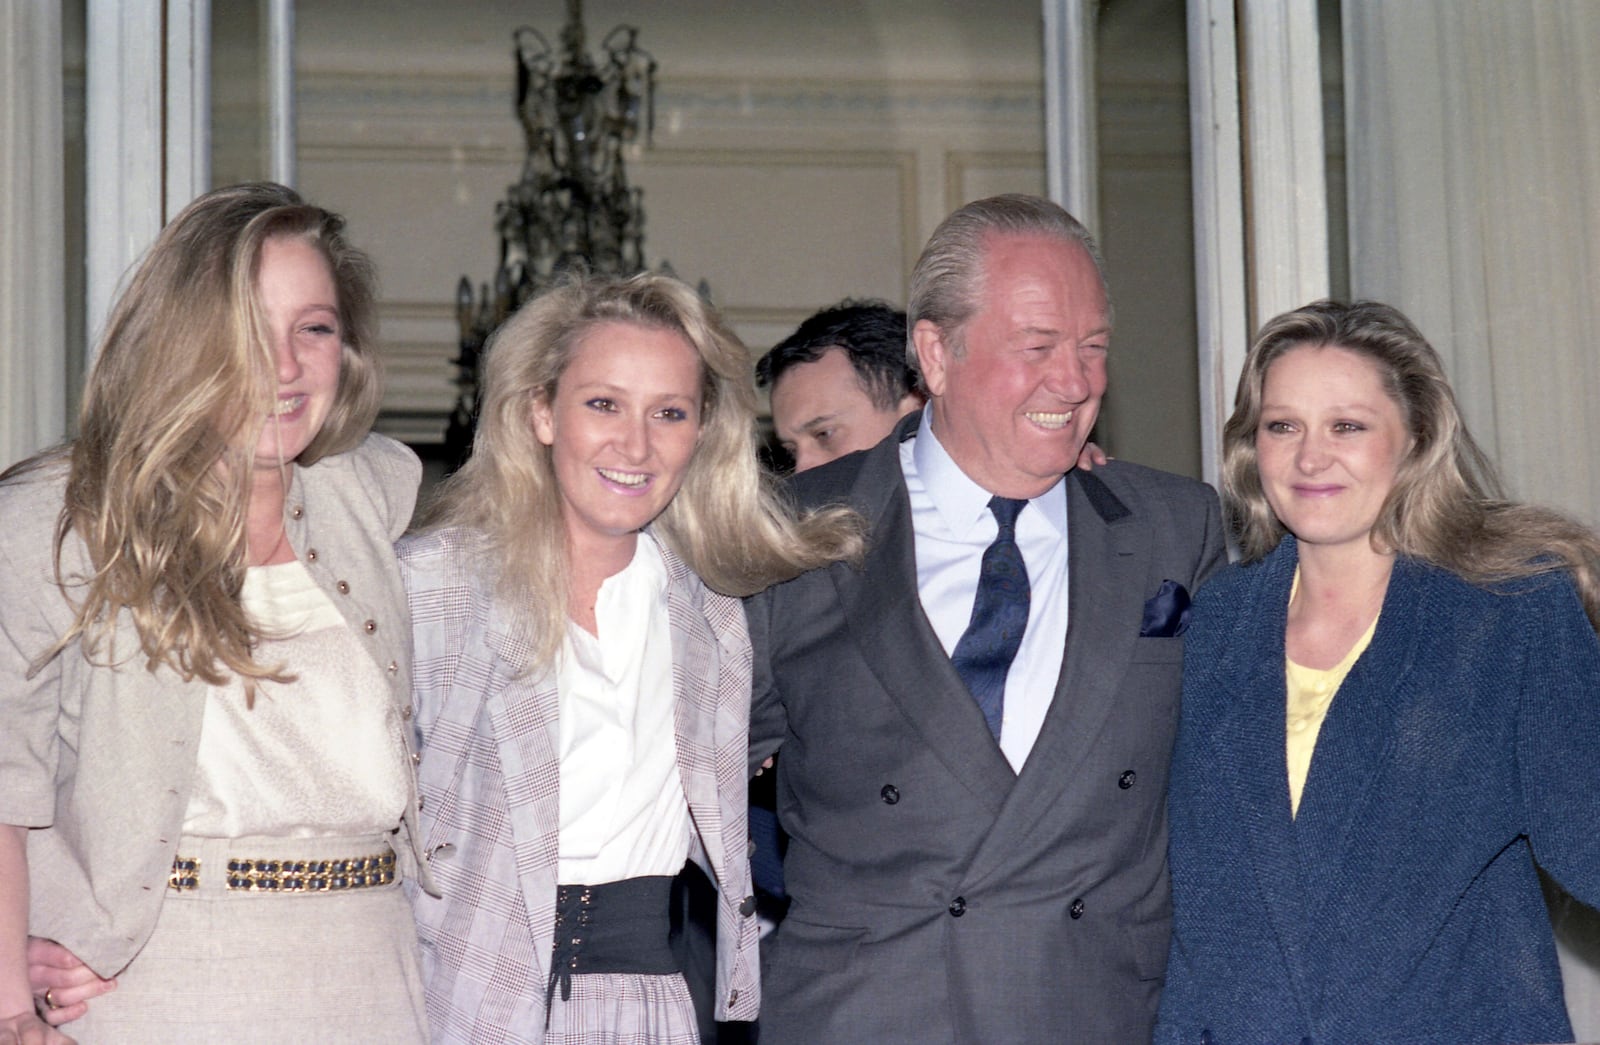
0, 829, 70, 1044
1076, 441, 1110, 472
27, 940, 111, 1028
0, 1009, 74, 1044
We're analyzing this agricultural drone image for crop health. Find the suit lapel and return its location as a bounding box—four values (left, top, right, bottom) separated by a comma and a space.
1208, 544, 1317, 1004
1025, 471, 1143, 780
1291, 556, 1422, 906
835, 424, 1016, 815
478, 598, 562, 985
661, 547, 730, 892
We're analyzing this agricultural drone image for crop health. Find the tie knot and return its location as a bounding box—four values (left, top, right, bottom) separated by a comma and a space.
988, 496, 1027, 535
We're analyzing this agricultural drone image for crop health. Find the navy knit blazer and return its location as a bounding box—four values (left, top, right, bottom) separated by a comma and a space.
1157, 536, 1600, 1045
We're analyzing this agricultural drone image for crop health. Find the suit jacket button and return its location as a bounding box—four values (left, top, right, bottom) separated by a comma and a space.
948, 897, 966, 917
728, 989, 739, 1006
880, 784, 900, 804
1069, 897, 1085, 919
739, 895, 757, 917
1118, 770, 1136, 789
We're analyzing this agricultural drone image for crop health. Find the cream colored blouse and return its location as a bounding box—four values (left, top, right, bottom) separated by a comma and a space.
183, 558, 410, 839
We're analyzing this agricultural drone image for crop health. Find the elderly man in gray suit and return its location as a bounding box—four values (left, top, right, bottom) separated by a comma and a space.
746, 194, 1224, 1044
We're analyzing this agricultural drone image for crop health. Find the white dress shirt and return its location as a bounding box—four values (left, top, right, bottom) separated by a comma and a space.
900, 406, 1070, 771
556, 532, 694, 884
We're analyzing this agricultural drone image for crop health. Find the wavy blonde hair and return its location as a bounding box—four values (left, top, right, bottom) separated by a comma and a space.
1224, 299, 1600, 628
421, 271, 864, 670
17, 182, 382, 684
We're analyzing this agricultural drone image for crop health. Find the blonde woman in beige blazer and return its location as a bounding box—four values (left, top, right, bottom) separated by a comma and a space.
401, 272, 859, 1044
2, 185, 431, 1043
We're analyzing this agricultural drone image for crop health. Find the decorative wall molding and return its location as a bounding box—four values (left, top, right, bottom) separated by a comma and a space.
943, 150, 1048, 209
297, 72, 1045, 139
294, 66, 1046, 442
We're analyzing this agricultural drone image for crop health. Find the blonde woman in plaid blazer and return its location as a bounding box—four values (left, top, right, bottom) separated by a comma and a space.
401, 273, 860, 1044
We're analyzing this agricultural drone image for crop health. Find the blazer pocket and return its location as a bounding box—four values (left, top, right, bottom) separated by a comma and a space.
1129, 634, 1185, 664
769, 917, 866, 973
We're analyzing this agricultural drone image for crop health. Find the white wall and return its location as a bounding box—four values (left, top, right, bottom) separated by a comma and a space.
275, 0, 1201, 475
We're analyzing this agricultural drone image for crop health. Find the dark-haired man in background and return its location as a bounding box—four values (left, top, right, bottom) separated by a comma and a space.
757, 300, 923, 474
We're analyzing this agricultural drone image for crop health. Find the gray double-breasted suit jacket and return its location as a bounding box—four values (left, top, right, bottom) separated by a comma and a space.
747, 417, 1224, 1044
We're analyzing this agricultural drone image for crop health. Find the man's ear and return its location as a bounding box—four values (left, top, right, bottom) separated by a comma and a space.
911, 320, 952, 398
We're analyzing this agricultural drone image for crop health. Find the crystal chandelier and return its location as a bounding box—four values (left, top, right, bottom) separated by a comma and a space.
446, 0, 657, 465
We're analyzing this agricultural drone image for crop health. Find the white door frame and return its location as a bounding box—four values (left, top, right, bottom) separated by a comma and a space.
84, 0, 296, 362
1041, 0, 1329, 490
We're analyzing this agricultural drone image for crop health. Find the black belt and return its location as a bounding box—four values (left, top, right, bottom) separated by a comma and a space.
547, 875, 679, 1017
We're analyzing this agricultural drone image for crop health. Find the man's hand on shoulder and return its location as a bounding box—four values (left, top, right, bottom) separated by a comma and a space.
1075, 441, 1110, 472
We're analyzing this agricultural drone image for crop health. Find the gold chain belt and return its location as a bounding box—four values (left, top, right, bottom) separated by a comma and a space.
167, 848, 395, 893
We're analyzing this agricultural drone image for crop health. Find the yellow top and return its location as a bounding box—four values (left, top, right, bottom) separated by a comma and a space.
1284, 569, 1380, 817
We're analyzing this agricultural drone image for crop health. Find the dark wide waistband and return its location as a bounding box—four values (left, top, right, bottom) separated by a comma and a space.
547, 875, 679, 1010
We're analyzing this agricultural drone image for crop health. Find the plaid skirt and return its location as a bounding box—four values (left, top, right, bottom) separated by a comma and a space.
69, 834, 427, 1044
544, 971, 699, 1045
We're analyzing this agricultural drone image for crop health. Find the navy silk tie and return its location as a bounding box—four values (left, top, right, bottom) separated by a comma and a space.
950, 496, 1030, 741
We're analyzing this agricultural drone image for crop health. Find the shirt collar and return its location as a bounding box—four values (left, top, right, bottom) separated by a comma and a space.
910, 404, 1068, 540
596, 531, 668, 609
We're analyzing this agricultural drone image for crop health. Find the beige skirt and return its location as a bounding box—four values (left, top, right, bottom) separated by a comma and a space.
71, 834, 427, 1044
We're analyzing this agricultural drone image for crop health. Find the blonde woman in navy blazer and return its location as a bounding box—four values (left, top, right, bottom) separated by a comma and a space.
1157, 301, 1600, 1045
400, 273, 860, 1043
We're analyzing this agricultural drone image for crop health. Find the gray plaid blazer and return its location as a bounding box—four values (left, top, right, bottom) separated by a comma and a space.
400, 526, 761, 1043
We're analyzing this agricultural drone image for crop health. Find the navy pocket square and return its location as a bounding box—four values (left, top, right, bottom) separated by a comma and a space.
1139, 579, 1192, 638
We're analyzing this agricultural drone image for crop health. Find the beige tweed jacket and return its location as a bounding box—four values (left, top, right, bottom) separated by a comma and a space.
400, 525, 761, 1044
0, 434, 428, 976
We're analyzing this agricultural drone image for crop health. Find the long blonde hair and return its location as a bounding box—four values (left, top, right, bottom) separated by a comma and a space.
16, 182, 382, 683
1224, 299, 1600, 628
422, 271, 863, 670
